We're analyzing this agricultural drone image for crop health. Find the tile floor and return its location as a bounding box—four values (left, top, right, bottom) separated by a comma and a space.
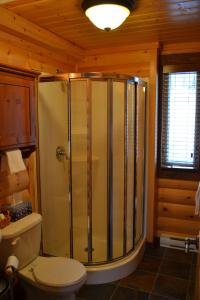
77, 245, 197, 300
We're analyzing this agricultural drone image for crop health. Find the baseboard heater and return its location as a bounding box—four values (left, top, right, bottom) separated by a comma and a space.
160, 235, 198, 252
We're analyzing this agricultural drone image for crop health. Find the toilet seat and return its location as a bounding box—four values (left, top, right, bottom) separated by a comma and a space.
32, 257, 86, 288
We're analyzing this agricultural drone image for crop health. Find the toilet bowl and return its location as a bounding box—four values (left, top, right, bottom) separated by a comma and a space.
0, 213, 87, 300
19, 256, 87, 300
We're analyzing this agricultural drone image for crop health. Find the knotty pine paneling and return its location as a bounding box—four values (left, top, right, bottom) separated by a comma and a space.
77, 45, 157, 78
1, 0, 200, 49
0, 31, 76, 73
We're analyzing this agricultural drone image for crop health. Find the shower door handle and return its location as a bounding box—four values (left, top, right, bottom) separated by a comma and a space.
56, 146, 67, 161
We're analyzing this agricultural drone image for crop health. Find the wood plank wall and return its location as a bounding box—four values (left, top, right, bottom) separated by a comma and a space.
0, 7, 84, 73
156, 45, 200, 239
0, 153, 37, 212
157, 179, 200, 237
78, 43, 159, 77
0, 31, 76, 74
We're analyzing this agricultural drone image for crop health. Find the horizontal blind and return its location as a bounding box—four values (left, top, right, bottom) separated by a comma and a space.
161, 71, 200, 169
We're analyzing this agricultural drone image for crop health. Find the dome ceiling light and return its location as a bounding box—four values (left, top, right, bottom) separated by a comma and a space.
82, 0, 135, 32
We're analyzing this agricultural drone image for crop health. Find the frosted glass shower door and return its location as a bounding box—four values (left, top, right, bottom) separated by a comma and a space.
38, 82, 70, 257
126, 82, 135, 252
70, 80, 88, 262
70, 79, 109, 263
112, 81, 125, 259
91, 80, 108, 263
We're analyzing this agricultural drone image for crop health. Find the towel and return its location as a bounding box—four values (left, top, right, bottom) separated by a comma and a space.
195, 182, 200, 216
5, 150, 26, 174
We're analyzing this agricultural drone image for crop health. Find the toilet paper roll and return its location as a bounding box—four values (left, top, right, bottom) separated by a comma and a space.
5, 255, 19, 276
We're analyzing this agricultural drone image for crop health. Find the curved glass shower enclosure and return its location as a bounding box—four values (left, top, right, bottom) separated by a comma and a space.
38, 73, 147, 268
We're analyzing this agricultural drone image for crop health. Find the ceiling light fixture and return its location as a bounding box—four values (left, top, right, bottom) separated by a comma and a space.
82, 0, 135, 31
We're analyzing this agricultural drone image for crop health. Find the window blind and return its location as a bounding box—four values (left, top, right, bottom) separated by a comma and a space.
161, 71, 200, 170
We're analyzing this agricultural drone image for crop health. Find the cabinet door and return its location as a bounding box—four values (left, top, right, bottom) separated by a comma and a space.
0, 73, 36, 150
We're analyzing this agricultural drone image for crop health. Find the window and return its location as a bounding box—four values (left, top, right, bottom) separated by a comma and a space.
160, 71, 200, 172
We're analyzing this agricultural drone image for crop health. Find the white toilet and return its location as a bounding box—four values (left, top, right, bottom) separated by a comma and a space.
0, 213, 87, 300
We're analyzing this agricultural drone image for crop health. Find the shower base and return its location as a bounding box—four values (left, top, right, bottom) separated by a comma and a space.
85, 238, 145, 284
43, 234, 145, 285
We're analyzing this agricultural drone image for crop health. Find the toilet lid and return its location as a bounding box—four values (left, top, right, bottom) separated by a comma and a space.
33, 257, 86, 287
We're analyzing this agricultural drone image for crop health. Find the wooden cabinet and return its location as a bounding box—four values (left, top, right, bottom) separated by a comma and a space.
0, 67, 39, 151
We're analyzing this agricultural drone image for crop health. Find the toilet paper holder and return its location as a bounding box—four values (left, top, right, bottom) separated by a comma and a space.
5, 255, 19, 276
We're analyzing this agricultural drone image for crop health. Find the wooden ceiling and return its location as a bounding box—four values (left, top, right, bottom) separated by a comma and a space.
1, 0, 200, 51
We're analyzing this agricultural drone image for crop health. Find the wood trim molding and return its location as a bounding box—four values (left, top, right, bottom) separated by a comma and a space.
162, 42, 200, 55
146, 47, 159, 242
0, 63, 40, 77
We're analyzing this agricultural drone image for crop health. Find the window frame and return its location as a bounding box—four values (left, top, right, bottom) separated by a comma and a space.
158, 54, 200, 180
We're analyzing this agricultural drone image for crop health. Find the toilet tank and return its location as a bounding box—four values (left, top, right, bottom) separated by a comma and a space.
0, 213, 42, 270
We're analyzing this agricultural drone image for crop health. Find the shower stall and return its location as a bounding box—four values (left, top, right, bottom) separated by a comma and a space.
38, 73, 147, 283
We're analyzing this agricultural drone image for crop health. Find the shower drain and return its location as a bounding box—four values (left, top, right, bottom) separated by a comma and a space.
84, 247, 94, 252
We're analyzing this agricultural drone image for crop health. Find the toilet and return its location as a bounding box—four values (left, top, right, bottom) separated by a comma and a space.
0, 213, 87, 300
